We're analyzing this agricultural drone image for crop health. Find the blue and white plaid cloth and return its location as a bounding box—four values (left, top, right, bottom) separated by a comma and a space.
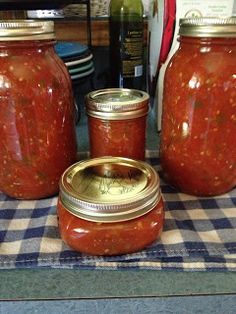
0, 150, 236, 271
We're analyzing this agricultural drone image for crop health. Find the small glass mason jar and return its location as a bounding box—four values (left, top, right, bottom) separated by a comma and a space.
160, 17, 236, 196
0, 20, 77, 199
85, 88, 149, 160
57, 157, 164, 256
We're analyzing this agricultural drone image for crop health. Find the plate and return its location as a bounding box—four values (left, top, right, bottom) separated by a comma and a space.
65, 54, 93, 67
59, 49, 91, 63
68, 61, 94, 74
55, 41, 89, 58
70, 67, 95, 80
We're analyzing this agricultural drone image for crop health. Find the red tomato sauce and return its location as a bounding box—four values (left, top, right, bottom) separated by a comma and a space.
57, 197, 164, 256
0, 41, 77, 199
160, 37, 236, 196
88, 116, 147, 160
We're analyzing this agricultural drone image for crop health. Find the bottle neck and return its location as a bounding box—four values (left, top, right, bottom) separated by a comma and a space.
109, 0, 143, 18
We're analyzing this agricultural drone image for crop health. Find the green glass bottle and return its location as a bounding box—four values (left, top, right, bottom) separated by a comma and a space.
109, 0, 144, 89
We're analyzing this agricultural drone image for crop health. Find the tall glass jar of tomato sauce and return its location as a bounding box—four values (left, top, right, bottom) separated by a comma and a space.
160, 17, 236, 196
0, 20, 77, 199
57, 157, 164, 256
85, 88, 149, 160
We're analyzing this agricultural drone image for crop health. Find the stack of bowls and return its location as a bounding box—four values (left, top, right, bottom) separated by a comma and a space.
55, 41, 95, 84
55, 41, 95, 122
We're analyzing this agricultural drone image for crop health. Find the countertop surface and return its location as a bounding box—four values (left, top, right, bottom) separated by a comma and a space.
1, 268, 236, 314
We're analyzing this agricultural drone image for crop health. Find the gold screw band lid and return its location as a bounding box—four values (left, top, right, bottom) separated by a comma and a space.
179, 17, 236, 38
85, 88, 150, 120
0, 20, 55, 40
59, 157, 161, 223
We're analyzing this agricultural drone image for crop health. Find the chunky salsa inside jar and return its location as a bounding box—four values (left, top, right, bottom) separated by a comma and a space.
57, 197, 164, 256
0, 41, 77, 199
160, 37, 236, 196
88, 116, 147, 161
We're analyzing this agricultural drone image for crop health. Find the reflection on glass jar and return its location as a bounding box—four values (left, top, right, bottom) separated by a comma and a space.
0, 20, 77, 199
57, 157, 164, 256
160, 17, 236, 196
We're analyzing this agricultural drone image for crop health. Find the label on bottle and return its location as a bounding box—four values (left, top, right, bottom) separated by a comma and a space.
109, 15, 144, 88
121, 25, 143, 78
135, 64, 143, 77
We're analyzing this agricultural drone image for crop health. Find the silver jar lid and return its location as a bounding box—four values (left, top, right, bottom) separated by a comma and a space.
59, 157, 161, 223
85, 88, 150, 120
0, 20, 55, 41
179, 17, 236, 38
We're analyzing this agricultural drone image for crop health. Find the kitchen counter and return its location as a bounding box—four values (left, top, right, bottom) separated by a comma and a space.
1, 269, 236, 313
1, 109, 236, 313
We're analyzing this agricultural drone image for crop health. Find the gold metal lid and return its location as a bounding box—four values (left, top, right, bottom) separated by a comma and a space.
85, 88, 150, 120
59, 157, 161, 223
0, 20, 55, 41
179, 17, 236, 38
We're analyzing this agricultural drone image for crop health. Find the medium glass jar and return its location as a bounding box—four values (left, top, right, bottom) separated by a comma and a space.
0, 20, 77, 199
85, 88, 149, 160
160, 17, 236, 196
57, 157, 164, 256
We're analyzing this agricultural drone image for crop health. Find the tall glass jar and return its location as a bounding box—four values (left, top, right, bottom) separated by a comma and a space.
0, 20, 77, 199
160, 18, 236, 196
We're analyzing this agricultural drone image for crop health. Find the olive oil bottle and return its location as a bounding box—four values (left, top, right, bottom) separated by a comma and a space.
109, 0, 144, 89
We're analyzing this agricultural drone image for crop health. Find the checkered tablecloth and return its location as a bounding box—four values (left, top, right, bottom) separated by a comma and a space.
0, 151, 236, 271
